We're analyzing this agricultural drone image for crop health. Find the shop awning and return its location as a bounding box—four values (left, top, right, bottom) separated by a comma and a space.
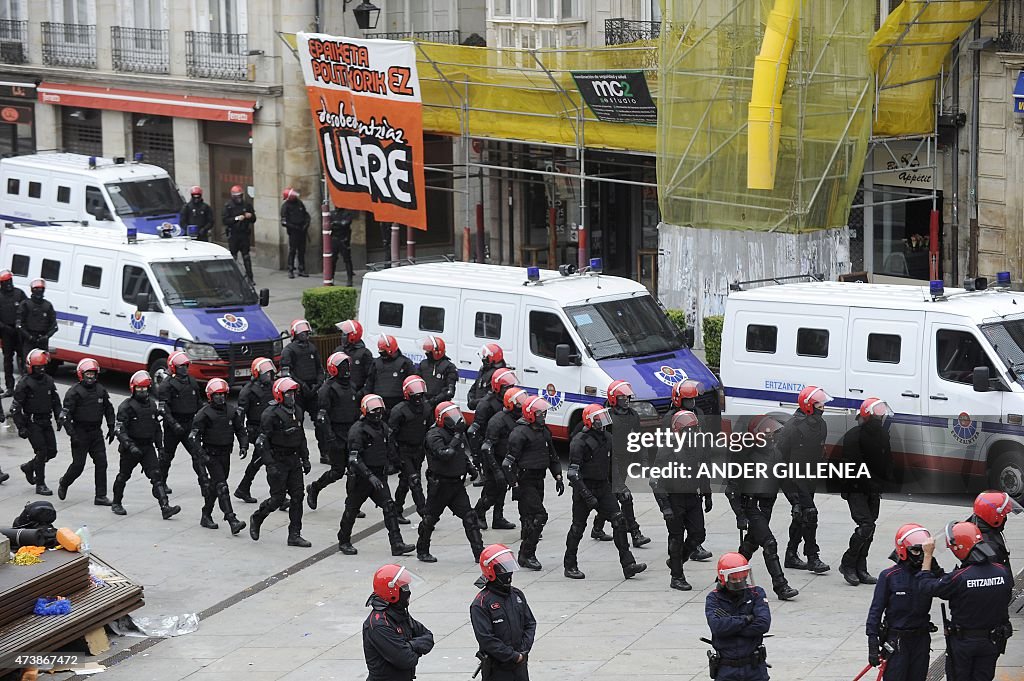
37, 82, 256, 123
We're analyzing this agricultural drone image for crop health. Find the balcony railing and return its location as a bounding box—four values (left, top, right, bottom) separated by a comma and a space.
365, 30, 461, 44
0, 20, 27, 64
605, 18, 660, 45
185, 31, 248, 81
41, 22, 97, 68
112, 26, 169, 73
997, 0, 1024, 52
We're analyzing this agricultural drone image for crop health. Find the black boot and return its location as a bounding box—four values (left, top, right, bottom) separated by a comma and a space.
234, 486, 257, 504
806, 555, 830, 573
671, 575, 692, 591
785, 549, 808, 570
856, 560, 877, 585
20, 461, 34, 485
519, 553, 542, 570
591, 527, 613, 541
564, 566, 586, 579
200, 513, 219, 529
338, 509, 359, 554
94, 496, 112, 506
623, 562, 647, 579
227, 514, 247, 535
57, 478, 68, 500
631, 529, 651, 548
306, 483, 320, 510
396, 513, 411, 525
111, 478, 126, 515
690, 544, 712, 561
764, 553, 798, 599
288, 533, 312, 547
36, 483, 53, 496
774, 582, 799, 600
161, 501, 181, 519
839, 554, 859, 586
475, 508, 488, 530
0, 468, 8, 484
249, 512, 264, 541
112, 502, 127, 516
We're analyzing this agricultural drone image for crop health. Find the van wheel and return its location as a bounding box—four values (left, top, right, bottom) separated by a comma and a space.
988, 450, 1024, 498
148, 355, 168, 380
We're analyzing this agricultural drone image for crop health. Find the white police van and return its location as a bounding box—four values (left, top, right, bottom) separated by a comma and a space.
0, 223, 281, 384
357, 259, 719, 439
0, 153, 184, 236
721, 276, 1024, 496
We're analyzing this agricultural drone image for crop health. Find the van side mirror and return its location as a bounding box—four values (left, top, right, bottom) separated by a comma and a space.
136, 292, 150, 313
972, 366, 991, 393
555, 343, 580, 367
682, 327, 695, 349
259, 288, 270, 307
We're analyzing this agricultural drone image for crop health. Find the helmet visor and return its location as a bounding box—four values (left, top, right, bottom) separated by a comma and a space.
404, 377, 427, 395
387, 565, 425, 591
995, 493, 1024, 517
943, 521, 958, 550
438, 403, 464, 426
720, 565, 755, 591
485, 548, 521, 576
806, 387, 833, 409
588, 407, 613, 429
898, 526, 931, 550
362, 396, 386, 413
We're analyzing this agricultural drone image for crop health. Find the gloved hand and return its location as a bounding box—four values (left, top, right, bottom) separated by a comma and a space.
791, 504, 803, 521
106, 428, 116, 444
467, 463, 479, 481
744, 614, 755, 624
583, 491, 599, 510
129, 445, 144, 458
410, 636, 432, 655
555, 477, 565, 496
703, 494, 713, 512
17, 427, 28, 439
661, 505, 675, 520
368, 475, 384, 492
55, 415, 65, 431
239, 448, 248, 460
736, 516, 749, 531
868, 636, 880, 667
301, 458, 311, 474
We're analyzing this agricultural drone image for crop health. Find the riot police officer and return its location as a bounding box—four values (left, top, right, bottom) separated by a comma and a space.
280, 319, 324, 417
329, 207, 356, 288
564, 403, 647, 581
779, 385, 831, 573
470, 544, 536, 681
363, 564, 434, 681
338, 394, 416, 557
468, 343, 506, 410
234, 357, 290, 508
189, 378, 248, 535
180, 186, 214, 241
281, 187, 310, 278
389, 376, 431, 524
672, 379, 713, 562
918, 522, 1014, 681
470, 368, 517, 517
969, 491, 1019, 572
0, 269, 26, 397
592, 381, 650, 548
705, 553, 771, 681
474, 387, 525, 531
733, 417, 799, 601
155, 351, 204, 494
17, 279, 56, 359
417, 401, 483, 563
840, 398, 894, 586
365, 334, 415, 413
334, 319, 373, 392
307, 352, 361, 510
56, 358, 115, 505
249, 378, 312, 547
222, 184, 256, 282
11, 349, 61, 496
865, 524, 941, 681
502, 396, 564, 571
418, 335, 458, 411
112, 371, 181, 519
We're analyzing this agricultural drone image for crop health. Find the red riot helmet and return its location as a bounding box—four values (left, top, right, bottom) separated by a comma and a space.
250, 357, 276, 380
230, 185, 243, 197
289, 319, 312, 339
894, 523, 931, 561
479, 544, 520, 582
522, 396, 550, 425
205, 378, 230, 402
372, 564, 422, 603
490, 368, 517, 394
129, 370, 153, 394
337, 319, 363, 344
857, 397, 893, 424
421, 335, 446, 361
76, 357, 101, 381
326, 352, 352, 378
402, 375, 427, 399
479, 343, 504, 367
272, 377, 300, 404
797, 386, 832, 415
607, 380, 634, 408
582, 404, 612, 430
973, 491, 1022, 529
717, 552, 753, 591
670, 379, 702, 408
670, 410, 700, 432
503, 387, 527, 412
945, 521, 984, 561
377, 334, 399, 358
434, 401, 464, 429
190, 185, 203, 197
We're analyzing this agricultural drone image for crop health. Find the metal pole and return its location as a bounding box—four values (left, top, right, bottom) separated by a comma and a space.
578, 133, 587, 271
951, 40, 960, 283
969, 20, 981, 277
477, 167, 486, 262
406, 225, 416, 261
321, 200, 334, 286
391, 222, 401, 265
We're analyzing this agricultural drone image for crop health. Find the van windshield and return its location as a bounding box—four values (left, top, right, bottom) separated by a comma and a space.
151, 259, 257, 308
980, 319, 1024, 382
106, 178, 183, 217
565, 295, 685, 360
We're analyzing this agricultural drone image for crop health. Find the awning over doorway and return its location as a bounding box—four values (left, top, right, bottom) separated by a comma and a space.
37, 82, 256, 124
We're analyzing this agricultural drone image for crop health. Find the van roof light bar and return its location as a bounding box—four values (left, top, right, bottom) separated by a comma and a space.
729, 273, 825, 292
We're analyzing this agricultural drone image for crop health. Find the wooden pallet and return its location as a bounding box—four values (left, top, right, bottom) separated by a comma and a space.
0, 550, 90, 630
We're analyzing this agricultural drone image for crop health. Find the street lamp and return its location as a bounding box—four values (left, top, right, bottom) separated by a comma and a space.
346, 0, 380, 30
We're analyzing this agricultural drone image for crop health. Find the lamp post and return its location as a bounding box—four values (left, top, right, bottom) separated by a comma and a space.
343, 0, 380, 31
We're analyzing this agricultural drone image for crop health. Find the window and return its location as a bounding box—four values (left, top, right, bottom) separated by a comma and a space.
475, 312, 503, 339
935, 329, 997, 386
151, 260, 255, 308
566, 296, 685, 359
81, 264, 102, 289
10, 253, 28, 277
122, 264, 154, 304
538, 28, 556, 48
40, 258, 60, 282
379, 301, 403, 328
529, 310, 577, 360
85, 186, 112, 221
57, 186, 71, 203
0, 0, 27, 21
796, 328, 830, 358
51, 0, 96, 24
520, 29, 535, 49
745, 325, 777, 353
6, 178, 18, 195
560, 0, 580, 19
867, 333, 901, 364
498, 27, 515, 48
537, 0, 553, 18
27, 181, 40, 199
493, 0, 511, 16
126, 0, 166, 29
418, 306, 445, 332
200, 0, 247, 34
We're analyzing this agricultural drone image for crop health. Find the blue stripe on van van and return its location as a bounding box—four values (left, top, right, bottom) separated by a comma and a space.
0, 214, 51, 226
56, 311, 177, 348
457, 367, 605, 407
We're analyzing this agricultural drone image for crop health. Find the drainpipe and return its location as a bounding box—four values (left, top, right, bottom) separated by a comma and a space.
951, 42, 959, 283
969, 21, 981, 277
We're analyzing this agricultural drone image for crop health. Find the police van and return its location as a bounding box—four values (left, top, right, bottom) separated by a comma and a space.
357, 259, 720, 439
0, 223, 281, 384
0, 153, 184, 236
721, 277, 1024, 496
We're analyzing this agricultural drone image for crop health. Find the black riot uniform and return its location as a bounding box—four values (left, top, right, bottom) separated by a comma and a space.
468, 359, 506, 411
918, 548, 1014, 681
503, 418, 563, 570
250, 400, 312, 546
592, 402, 650, 547
470, 579, 536, 681
180, 195, 214, 241
365, 352, 415, 412
0, 279, 26, 394
222, 195, 257, 281
389, 394, 431, 522
363, 592, 434, 681
971, 516, 1012, 574
866, 552, 943, 681
11, 369, 61, 495
17, 292, 57, 357
777, 409, 829, 572
155, 371, 205, 492
475, 402, 518, 530
419, 354, 458, 411
705, 582, 772, 681
329, 208, 355, 287
338, 412, 415, 556
281, 336, 324, 415
469, 390, 504, 513
564, 423, 646, 580
336, 338, 373, 392
189, 399, 248, 534
112, 393, 180, 518
57, 378, 115, 503
307, 371, 361, 508
416, 421, 483, 562
233, 376, 280, 504
840, 416, 892, 586
281, 195, 311, 277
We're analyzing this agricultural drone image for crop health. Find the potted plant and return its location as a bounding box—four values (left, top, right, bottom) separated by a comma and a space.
301, 286, 359, 365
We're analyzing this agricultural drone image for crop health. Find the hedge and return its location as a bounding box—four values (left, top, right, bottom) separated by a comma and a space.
702, 315, 724, 369
665, 309, 686, 333
301, 286, 359, 334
